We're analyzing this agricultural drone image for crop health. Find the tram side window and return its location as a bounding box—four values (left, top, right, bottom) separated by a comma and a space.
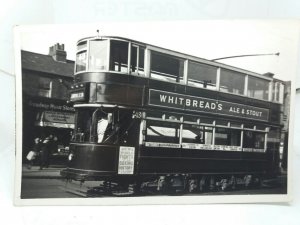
110, 40, 129, 72
130, 46, 145, 75
76, 51, 87, 72
76, 41, 88, 73
187, 61, 217, 89
247, 76, 269, 100
215, 128, 241, 146
220, 69, 245, 95
146, 120, 180, 143
150, 51, 184, 82
243, 131, 265, 149
89, 39, 108, 71
182, 125, 213, 144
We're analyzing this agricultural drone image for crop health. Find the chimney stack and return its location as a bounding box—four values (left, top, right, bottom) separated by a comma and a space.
49, 43, 67, 62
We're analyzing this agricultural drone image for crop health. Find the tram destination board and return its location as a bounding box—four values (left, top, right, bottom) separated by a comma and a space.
148, 89, 269, 121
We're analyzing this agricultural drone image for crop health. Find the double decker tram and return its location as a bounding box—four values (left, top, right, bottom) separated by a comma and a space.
61, 36, 285, 194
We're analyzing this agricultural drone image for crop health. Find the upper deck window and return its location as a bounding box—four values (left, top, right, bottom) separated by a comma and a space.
247, 76, 269, 101
187, 61, 217, 89
76, 51, 87, 72
130, 45, 145, 75
150, 51, 184, 82
220, 69, 245, 95
88, 39, 108, 71
75, 41, 87, 73
77, 41, 87, 51
110, 40, 129, 72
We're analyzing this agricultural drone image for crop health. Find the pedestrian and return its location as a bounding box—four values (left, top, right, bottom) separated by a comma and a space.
26, 137, 42, 169
39, 135, 53, 170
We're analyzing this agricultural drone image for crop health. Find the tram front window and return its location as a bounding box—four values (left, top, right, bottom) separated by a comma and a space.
74, 108, 133, 144
89, 39, 108, 71
74, 108, 113, 143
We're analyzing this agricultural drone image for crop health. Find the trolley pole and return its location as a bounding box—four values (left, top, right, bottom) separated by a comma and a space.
211, 52, 280, 61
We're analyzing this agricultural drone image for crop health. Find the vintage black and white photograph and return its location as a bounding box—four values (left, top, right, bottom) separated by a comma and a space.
14, 21, 297, 205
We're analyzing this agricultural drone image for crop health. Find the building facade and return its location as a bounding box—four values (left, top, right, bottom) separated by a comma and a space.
22, 44, 75, 159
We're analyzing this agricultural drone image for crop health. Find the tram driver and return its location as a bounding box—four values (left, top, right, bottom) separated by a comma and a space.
97, 113, 113, 143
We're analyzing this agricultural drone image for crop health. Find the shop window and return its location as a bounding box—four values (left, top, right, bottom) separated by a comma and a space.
187, 61, 217, 89
110, 40, 129, 72
215, 128, 241, 146
150, 51, 184, 82
89, 39, 108, 71
23, 75, 52, 98
130, 45, 145, 75
220, 69, 245, 95
146, 120, 180, 143
247, 76, 269, 100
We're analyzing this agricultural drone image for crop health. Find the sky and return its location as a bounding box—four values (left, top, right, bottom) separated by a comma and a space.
18, 20, 300, 82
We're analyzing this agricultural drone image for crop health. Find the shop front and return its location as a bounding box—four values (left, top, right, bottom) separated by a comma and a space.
23, 95, 75, 164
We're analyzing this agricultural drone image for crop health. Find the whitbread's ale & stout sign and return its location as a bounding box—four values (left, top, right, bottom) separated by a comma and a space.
148, 89, 269, 121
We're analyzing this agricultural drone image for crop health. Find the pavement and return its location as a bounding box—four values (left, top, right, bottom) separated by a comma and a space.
22, 165, 64, 179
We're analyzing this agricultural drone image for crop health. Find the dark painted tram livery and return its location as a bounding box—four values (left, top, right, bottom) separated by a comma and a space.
61, 36, 285, 192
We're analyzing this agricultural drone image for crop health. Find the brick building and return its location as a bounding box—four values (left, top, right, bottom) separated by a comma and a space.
21, 43, 75, 159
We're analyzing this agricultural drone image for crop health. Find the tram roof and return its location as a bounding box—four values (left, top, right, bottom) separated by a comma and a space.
78, 36, 283, 82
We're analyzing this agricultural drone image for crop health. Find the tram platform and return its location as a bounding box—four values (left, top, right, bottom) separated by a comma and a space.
22, 165, 63, 179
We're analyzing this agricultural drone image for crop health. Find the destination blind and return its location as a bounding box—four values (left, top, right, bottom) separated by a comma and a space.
148, 89, 269, 121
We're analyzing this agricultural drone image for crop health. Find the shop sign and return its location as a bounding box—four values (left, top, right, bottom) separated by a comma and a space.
28, 100, 74, 112
44, 111, 75, 124
148, 89, 269, 121
35, 111, 75, 128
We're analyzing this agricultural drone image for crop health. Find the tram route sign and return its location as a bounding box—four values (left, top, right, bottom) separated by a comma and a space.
148, 89, 269, 121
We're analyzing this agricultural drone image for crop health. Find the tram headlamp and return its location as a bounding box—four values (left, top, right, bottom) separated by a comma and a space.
68, 153, 74, 161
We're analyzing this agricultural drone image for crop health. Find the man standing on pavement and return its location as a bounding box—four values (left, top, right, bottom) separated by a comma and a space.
39, 134, 53, 170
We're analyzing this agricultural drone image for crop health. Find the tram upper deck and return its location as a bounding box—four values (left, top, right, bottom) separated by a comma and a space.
73, 36, 284, 104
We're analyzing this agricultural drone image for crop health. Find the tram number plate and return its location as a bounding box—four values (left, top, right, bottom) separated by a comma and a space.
118, 146, 135, 175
